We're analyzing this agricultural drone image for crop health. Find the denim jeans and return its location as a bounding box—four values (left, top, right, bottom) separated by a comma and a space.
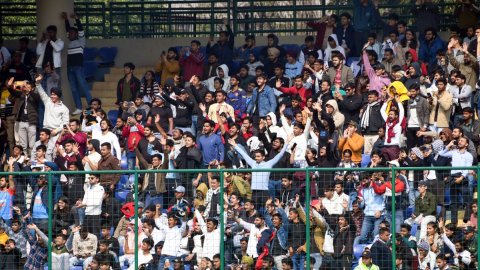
191, 115, 198, 136
67, 65, 92, 109
408, 181, 419, 207
291, 252, 306, 270
358, 215, 384, 244
385, 209, 404, 233
126, 151, 136, 170
310, 253, 322, 269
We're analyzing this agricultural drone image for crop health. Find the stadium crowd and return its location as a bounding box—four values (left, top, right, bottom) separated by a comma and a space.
0, 0, 480, 270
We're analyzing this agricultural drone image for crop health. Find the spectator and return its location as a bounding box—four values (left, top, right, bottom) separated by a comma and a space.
70, 227, 98, 268
447, 41, 479, 91
406, 85, 430, 149
324, 34, 346, 62
62, 12, 92, 115
357, 173, 385, 244
335, 12, 356, 57
97, 142, 121, 191
427, 78, 452, 132
35, 25, 64, 74
34, 75, 69, 141
116, 62, 141, 106
360, 90, 384, 154
326, 53, 354, 89
75, 174, 104, 237
284, 51, 303, 79
276, 75, 311, 109
307, 15, 338, 50
6, 78, 39, 156
246, 74, 277, 123
338, 120, 364, 165
155, 47, 180, 86
419, 28, 445, 72
206, 20, 234, 67
370, 227, 392, 270
24, 223, 48, 270
361, 46, 391, 97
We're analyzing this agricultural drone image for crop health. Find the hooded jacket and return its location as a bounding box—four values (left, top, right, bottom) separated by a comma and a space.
323, 34, 346, 62
386, 81, 410, 112
325, 99, 345, 134
122, 123, 145, 152
193, 183, 208, 207
204, 64, 231, 92
264, 112, 287, 143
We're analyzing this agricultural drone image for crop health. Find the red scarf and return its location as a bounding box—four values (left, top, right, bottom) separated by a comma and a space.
386, 117, 398, 143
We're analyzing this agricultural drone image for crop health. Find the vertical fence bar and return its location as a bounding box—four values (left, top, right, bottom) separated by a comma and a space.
134, 171, 139, 269
219, 169, 225, 270
293, 0, 297, 35
48, 171, 53, 269
305, 168, 311, 269
477, 167, 480, 266
232, 0, 237, 35
391, 167, 396, 270
210, 1, 215, 35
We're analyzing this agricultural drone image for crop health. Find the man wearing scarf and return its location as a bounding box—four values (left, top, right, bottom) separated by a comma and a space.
380, 98, 404, 161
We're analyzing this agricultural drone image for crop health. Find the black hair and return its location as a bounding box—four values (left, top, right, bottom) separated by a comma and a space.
191, 40, 201, 46
101, 142, 112, 150
46, 25, 57, 32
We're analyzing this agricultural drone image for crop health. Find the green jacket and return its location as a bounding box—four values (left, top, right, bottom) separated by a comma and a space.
414, 191, 436, 217
354, 262, 380, 270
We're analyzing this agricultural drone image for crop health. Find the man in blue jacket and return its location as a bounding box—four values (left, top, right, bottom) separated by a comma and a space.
246, 74, 277, 125
419, 27, 446, 73
264, 199, 289, 269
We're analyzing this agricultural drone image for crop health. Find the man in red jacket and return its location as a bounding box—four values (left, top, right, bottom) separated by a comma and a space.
122, 114, 145, 170
276, 75, 312, 108
179, 40, 205, 81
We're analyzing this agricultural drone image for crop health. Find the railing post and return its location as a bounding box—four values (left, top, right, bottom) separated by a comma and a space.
477, 166, 480, 266
210, 1, 215, 35
220, 168, 225, 270
293, 0, 297, 35
232, 0, 237, 35
134, 171, 139, 269
391, 166, 396, 270
48, 171, 53, 269
305, 167, 311, 269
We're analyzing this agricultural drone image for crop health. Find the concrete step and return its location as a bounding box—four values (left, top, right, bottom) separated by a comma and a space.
92, 82, 118, 92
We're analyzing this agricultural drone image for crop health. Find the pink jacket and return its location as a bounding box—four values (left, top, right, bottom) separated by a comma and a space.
363, 51, 391, 96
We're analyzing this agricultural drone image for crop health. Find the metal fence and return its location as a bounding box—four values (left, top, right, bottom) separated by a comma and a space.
0, 0, 459, 39
6, 166, 480, 269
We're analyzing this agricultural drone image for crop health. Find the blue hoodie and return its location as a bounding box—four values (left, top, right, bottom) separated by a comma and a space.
360, 184, 385, 217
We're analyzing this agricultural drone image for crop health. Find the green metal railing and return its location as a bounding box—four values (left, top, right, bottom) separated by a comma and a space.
0, 0, 459, 39
9, 166, 480, 269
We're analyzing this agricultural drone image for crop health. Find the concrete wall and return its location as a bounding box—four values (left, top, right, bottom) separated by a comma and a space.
4, 35, 306, 67
4, 32, 452, 68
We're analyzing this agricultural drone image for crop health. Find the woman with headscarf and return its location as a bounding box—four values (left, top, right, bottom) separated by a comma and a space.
323, 34, 346, 62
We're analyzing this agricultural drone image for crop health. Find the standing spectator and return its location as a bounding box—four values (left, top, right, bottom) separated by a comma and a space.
0, 38, 11, 73
180, 40, 205, 81
358, 175, 385, 244
336, 82, 363, 125
18, 37, 35, 69
246, 74, 277, 124
157, 215, 186, 269
122, 115, 144, 170
208, 90, 235, 123
307, 14, 338, 50
147, 95, 174, 134
34, 75, 69, 141
326, 53, 354, 89
439, 136, 474, 226
360, 91, 384, 154
447, 42, 479, 91
6, 77, 40, 154
116, 62, 141, 106
338, 121, 364, 165
62, 12, 91, 115
353, 0, 378, 56
411, 0, 439, 35
56, 119, 88, 158
454, 0, 480, 34
198, 120, 224, 166
335, 12, 356, 58
138, 149, 169, 207
207, 19, 234, 67
419, 28, 445, 72
35, 25, 64, 75
97, 142, 121, 191
451, 74, 473, 127
370, 227, 392, 270
361, 47, 391, 97
24, 223, 48, 270
406, 85, 430, 149
92, 119, 122, 160
380, 98, 404, 161
276, 75, 311, 109
287, 208, 306, 270
75, 174, 104, 237
155, 48, 180, 86
427, 78, 452, 132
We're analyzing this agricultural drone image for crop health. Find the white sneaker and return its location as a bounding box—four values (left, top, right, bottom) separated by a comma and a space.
71, 109, 82, 115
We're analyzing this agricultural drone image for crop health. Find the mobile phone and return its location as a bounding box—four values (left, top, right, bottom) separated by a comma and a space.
291, 143, 297, 151
427, 92, 432, 98
453, 140, 458, 146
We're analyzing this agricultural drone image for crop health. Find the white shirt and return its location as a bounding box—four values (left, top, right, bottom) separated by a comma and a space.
128, 252, 153, 270
322, 193, 344, 215
195, 210, 221, 260
238, 219, 268, 258
36, 39, 64, 68
82, 183, 105, 215
157, 222, 186, 256
92, 130, 122, 160
36, 84, 69, 134
84, 152, 101, 182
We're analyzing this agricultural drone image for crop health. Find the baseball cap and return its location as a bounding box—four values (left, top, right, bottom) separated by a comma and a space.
387, 160, 400, 167
173, 257, 183, 264
175, 186, 186, 193
361, 250, 371, 258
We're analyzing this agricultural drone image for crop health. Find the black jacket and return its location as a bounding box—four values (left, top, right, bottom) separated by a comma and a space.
8, 87, 40, 125
360, 102, 385, 135
370, 239, 392, 270
339, 94, 363, 126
